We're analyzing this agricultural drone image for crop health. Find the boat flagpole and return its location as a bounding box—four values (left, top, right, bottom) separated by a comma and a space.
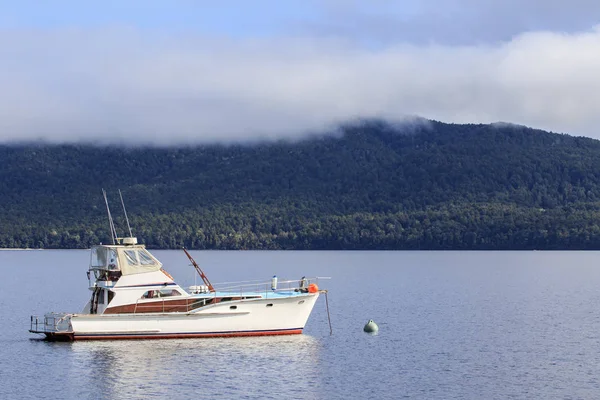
102, 189, 117, 245
118, 189, 133, 238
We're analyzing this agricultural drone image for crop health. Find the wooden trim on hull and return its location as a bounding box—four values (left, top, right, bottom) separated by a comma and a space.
104, 296, 257, 314
43, 328, 303, 341
105, 299, 197, 314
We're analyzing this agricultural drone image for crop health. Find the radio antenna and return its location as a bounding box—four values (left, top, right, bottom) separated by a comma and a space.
102, 189, 117, 244
119, 189, 133, 238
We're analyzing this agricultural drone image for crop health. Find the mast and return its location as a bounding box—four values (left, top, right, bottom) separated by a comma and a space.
119, 189, 133, 238
102, 189, 117, 245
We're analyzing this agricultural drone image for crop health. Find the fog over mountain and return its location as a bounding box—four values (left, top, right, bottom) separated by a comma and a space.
1, 1, 600, 145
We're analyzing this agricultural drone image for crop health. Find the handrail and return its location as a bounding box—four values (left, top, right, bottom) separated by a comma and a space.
30, 313, 73, 333
30, 315, 40, 332
214, 277, 320, 293
128, 283, 318, 314
92, 277, 324, 317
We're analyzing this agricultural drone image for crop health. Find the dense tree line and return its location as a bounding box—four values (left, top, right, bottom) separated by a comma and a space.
2, 119, 600, 249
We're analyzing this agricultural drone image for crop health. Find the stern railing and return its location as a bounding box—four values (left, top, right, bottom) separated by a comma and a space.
30, 313, 72, 333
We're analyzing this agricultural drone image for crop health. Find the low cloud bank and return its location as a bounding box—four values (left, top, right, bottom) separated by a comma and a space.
1, 26, 600, 145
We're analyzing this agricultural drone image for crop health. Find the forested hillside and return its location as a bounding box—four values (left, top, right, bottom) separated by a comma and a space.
2, 119, 600, 249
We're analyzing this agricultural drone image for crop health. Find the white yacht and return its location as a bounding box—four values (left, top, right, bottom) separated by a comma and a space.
29, 192, 323, 341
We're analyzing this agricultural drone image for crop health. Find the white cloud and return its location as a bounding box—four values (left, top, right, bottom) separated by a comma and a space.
1, 26, 600, 145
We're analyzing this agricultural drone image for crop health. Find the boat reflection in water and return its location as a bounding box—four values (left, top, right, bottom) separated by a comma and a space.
68, 335, 323, 399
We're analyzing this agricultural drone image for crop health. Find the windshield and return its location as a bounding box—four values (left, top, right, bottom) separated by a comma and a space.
90, 247, 120, 270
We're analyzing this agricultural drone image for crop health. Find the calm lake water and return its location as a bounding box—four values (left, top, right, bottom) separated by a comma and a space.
2, 250, 600, 399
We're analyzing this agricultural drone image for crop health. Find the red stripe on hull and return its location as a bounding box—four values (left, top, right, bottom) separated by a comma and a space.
64, 329, 303, 341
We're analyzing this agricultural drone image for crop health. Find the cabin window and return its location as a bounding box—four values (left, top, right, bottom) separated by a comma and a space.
90, 247, 105, 268
108, 249, 119, 270
138, 249, 157, 265
266, 303, 273, 307
91, 247, 119, 270
141, 289, 181, 299
107, 291, 115, 304
124, 250, 138, 266
230, 306, 237, 310
98, 289, 105, 304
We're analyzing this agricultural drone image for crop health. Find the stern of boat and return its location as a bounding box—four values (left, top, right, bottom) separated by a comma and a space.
30, 313, 74, 341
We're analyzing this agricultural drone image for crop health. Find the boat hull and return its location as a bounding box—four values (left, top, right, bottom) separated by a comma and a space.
34, 292, 319, 341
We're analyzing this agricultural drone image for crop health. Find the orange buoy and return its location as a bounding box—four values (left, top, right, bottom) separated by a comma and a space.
308, 283, 319, 293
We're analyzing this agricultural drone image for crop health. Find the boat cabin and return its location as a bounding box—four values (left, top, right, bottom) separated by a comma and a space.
87, 237, 164, 314
89, 237, 162, 280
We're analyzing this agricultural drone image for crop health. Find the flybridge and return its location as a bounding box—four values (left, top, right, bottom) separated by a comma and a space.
89, 244, 162, 277
94, 190, 162, 276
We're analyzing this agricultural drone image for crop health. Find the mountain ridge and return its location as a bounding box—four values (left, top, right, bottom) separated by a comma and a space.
1, 119, 600, 249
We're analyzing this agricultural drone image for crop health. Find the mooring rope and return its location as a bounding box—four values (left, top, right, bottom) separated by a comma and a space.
323, 290, 332, 335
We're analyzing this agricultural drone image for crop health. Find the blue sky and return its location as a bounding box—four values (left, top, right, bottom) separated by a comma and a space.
3, 0, 595, 43
1, 1, 414, 35
1, 1, 315, 34
1, 1, 600, 144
